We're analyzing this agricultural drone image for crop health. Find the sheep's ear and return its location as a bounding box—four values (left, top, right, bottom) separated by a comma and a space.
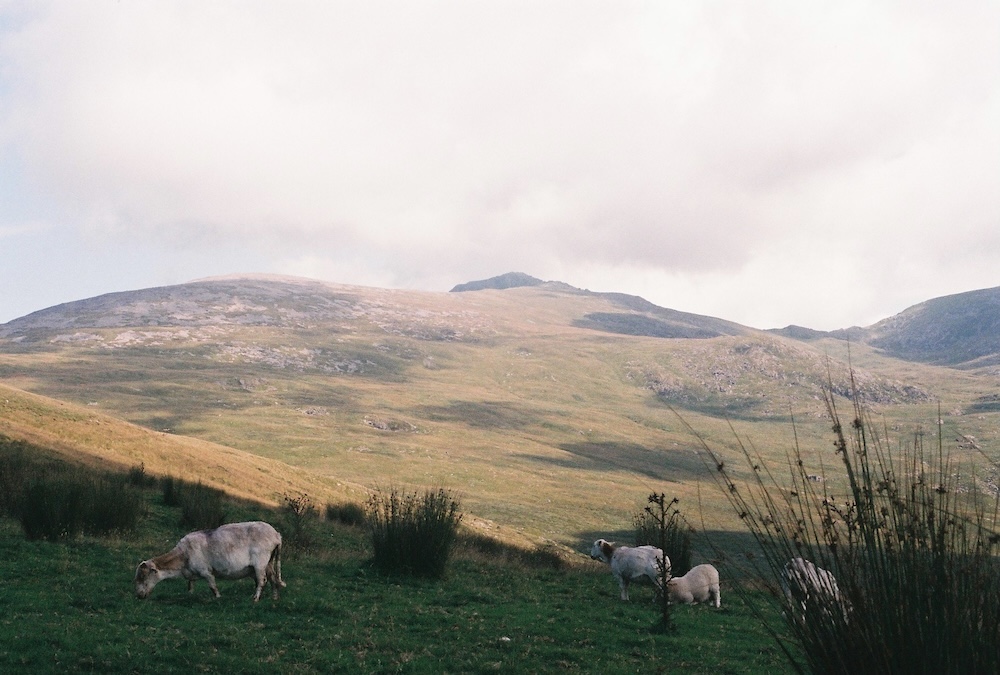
601, 541, 613, 558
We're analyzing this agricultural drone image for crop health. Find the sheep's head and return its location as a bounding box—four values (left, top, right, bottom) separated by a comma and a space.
134, 560, 161, 599
590, 539, 615, 563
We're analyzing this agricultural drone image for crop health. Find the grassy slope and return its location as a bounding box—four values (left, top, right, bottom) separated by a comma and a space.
1, 282, 997, 553
0, 382, 362, 508
0, 494, 796, 675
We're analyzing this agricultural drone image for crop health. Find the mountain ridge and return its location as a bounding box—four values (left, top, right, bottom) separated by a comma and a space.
3, 272, 1000, 367
765, 285, 1000, 367
447, 272, 1000, 367
1, 272, 997, 544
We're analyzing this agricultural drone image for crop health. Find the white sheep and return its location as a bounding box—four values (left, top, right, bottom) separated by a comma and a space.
780, 557, 848, 621
590, 538, 670, 601
664, 563, 721, 607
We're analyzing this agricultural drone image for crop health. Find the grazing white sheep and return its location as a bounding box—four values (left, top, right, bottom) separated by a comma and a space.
665, 563, 721, 607
590, 539, 670, 601
135, 521, 285, 602
780, 557, 847, 620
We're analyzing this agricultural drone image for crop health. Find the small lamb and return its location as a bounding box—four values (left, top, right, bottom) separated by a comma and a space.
664, 563, 721, 607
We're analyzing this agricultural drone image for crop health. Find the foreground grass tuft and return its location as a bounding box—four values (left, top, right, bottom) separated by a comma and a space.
366, 487, 462, 579
699, 385, 1000, 675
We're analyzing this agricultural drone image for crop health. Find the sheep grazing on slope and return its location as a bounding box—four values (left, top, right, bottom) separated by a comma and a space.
590, 538, 670, 601
664, 563, 721, 607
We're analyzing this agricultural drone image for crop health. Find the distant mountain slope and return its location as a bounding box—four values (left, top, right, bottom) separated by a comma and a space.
0, 275, 363, 336
767, 325, 864, 342
768, 286, 1000, 369
1, 273, 996, 545
452, 272, 750, 339
863, 286, 1000, 367
5, 272, 997, 366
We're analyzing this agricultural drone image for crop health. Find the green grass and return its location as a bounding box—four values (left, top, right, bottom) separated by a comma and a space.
0, 493, 793, 674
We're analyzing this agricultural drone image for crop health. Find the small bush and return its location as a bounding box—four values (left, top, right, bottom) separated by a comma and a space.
18, 475, 144, 540
86, 477, 146, 534
127, 463, 156, 488
160, 476, 227, 529
633, 492, 690, 631
367, 487, 463, 579
161, 475, 182, 507
282, 493, 319, 552
19, 478, 85, 540
326, 500, 367, 527
178, 481, 226, 530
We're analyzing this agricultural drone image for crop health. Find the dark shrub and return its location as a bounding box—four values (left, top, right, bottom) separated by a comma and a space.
282, 493, 319, 552
0, 439, 32, 517
19, 478, 85, 540
367, 487, 462, 579
127, 463, 156, 488
18, 475, 144, 540
161, 476, 226, 529
161, 475, 182, 506
85, 476, 145, 535
178, 481, 226, 530
633, 495, 692, 577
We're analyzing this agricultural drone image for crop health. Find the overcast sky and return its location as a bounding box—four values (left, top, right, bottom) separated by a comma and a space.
1, 1, 997, 330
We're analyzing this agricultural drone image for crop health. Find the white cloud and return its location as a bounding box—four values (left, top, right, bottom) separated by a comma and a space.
0, 1, 997, 327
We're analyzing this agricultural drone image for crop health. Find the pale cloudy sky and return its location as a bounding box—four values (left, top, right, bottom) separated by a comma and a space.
1, 1, 997, 330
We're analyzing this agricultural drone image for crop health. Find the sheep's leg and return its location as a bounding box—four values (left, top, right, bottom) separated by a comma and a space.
619, 578, 630, 601
203, 573, 221, 598
252, 567, 267, 602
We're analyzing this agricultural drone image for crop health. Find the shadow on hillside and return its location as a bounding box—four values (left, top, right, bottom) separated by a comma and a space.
654, 395, 794, 424
573, 312, 722, 339
415, 400, 538, 429
521, 441, 706, 481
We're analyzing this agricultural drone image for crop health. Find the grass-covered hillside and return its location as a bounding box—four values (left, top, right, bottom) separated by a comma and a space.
0, 435, 795, 674
1, 274, 998, 552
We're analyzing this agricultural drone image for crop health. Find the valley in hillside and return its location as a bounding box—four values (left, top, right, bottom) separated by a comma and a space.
1, 274, 998, 553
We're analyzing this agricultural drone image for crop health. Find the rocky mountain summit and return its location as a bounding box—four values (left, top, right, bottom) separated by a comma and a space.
3, 273, 998, 375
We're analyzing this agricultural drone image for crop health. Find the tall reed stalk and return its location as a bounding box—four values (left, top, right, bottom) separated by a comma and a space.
695, 381, 999, 674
